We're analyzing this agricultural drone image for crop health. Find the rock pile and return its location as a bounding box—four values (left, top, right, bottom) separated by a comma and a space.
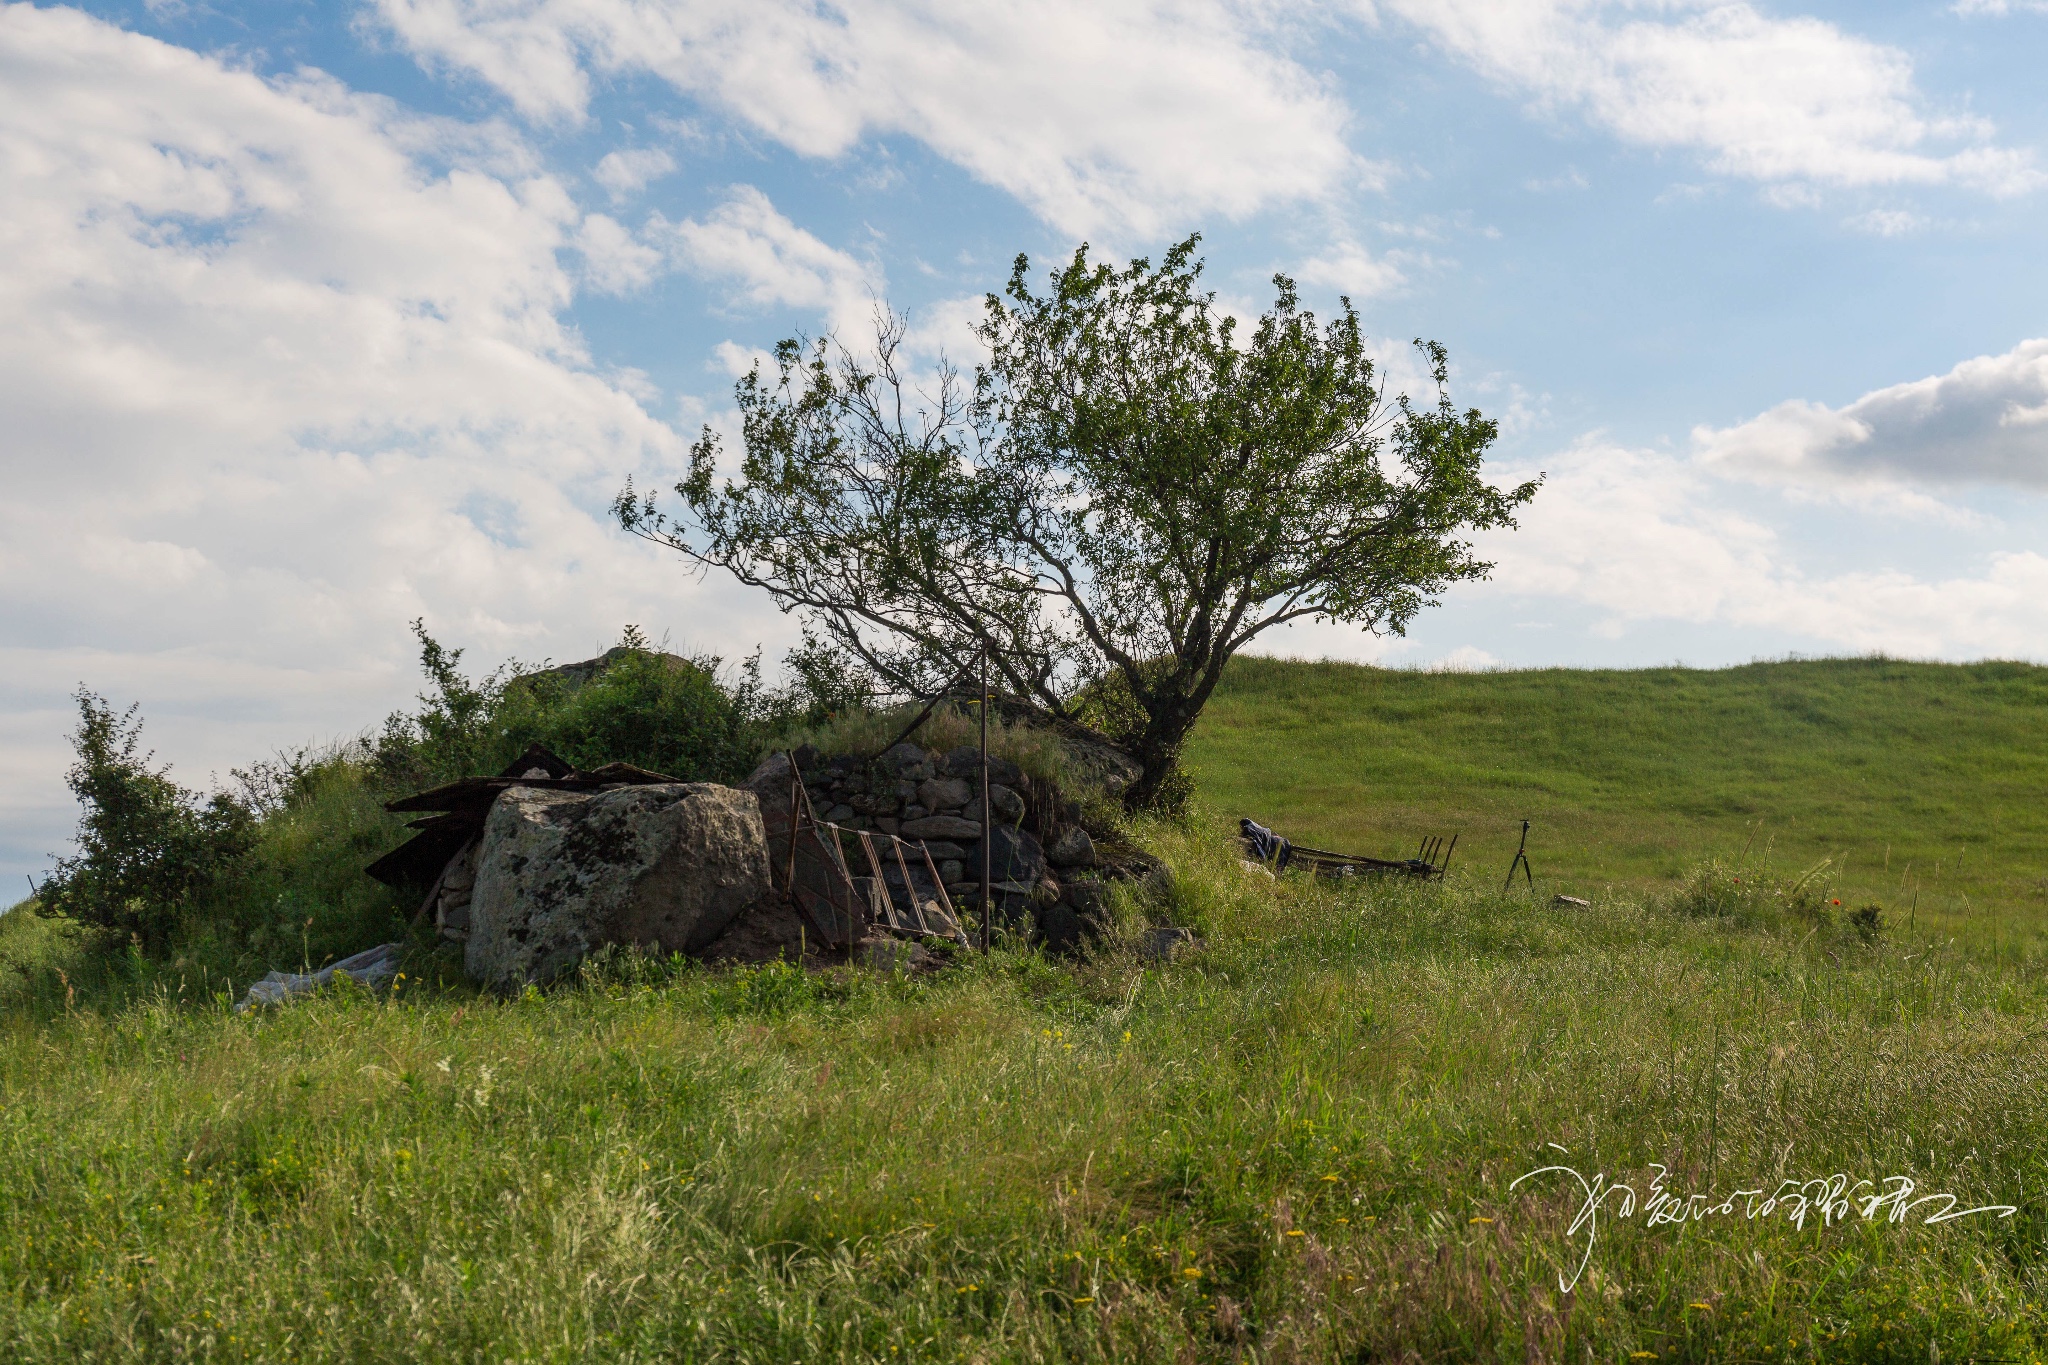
747, 740, 1142, 951
369, 731, 1160, 991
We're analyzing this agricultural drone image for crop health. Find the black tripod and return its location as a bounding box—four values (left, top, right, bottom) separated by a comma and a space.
1503, 820, 1534, 891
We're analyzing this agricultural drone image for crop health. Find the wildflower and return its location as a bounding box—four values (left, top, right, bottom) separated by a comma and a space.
1469, 1216, 1493, 1224
1689, 1302, 1711, 1311
957, 1284, 978, 1293
1321, 1174, 1340, 1182
1073, 1297, 1094, 1305
1182, 1267, 1201, 1278
1285, 1229, 1305, 1238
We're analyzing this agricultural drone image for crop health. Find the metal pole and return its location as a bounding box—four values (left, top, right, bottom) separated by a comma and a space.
979, 641, 991, 954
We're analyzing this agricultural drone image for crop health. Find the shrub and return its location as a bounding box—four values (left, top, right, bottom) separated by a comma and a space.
35, 689, 254, 953
500, 637, 756, 782
375, 623, 768, 788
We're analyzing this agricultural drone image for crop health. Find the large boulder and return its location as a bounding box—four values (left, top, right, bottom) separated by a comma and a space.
467, 783, 773, 990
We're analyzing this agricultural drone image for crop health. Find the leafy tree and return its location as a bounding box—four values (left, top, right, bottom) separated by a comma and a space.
36, 689, 254, 952
618, 236, 1538, 808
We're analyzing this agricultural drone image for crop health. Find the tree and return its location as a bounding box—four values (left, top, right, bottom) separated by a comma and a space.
37, 689, 253, 951
618, 236, 1538, 808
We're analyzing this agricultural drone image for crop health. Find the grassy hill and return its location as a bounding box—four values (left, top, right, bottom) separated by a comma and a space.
1188, 654, 2048, 936
5, 655, 2048, 1360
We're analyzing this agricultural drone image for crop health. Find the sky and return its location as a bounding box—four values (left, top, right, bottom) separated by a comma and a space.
3, 0, 2047, 880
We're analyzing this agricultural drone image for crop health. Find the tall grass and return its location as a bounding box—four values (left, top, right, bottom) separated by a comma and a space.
4, 817, 2044, 1360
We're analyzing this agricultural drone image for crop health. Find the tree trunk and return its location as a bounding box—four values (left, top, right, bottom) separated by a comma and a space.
1123, 699, 1200, 813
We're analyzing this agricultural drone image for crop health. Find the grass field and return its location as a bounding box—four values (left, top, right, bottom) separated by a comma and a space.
4, 655, 2048, 1361
1188, 654, 2048, 938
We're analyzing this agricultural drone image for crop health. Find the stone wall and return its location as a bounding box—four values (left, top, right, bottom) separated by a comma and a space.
749, 739, 1130, 950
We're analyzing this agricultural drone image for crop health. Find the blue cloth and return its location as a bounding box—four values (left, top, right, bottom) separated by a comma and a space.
1239, 817, 1292, 870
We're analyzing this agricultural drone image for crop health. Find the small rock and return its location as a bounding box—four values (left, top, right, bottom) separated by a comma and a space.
987, 784, 1026, 823
824, 803, 855, 823
1141, 927, 1197, 962
917, 840, 967, 860
1553, 894, 1591, 908
901, 804, 928, 821
1034, 899, 1083, 951
1061, 879, 1104, 914
850, 792, 899, 816
901, 814, 983, 840
1239, 859, 1275, 879
939, 858, 964, 883
918, 776, 972, 810
879, 742, 929, 773
859, 937, 928, 974
1047, 826, 1095, 867
892, 779, 920, 802
876, 816, 900, 836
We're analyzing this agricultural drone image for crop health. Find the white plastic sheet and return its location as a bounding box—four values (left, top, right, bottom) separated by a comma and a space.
235, 941, 405, 1013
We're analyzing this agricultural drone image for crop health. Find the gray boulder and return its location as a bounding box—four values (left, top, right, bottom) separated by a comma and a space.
901, 814, 983, 840
467, 783, 773, 991
879, 742, 933, 774
987, 783, 1026, 823
1047, 826, 1095, 867
917, 776, 971, 811
986, 824, 1048, 890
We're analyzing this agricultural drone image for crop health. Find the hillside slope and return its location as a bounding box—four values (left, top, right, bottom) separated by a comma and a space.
1185, 655, 2048, 929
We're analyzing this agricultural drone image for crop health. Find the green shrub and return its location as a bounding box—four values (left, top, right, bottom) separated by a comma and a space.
374, 622, 766, 787
34, 690, 254, 953
501, 641, 755, 782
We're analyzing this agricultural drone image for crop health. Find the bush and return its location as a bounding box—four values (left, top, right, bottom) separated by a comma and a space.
374, 622, 768, 788
500, 639, 756, 782
35, 689, 254, 952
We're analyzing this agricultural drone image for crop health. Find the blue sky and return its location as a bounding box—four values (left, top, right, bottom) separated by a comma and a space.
3, 0, 2046, 878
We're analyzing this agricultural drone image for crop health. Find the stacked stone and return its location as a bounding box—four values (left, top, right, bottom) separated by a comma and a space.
789, 739, 1105, 948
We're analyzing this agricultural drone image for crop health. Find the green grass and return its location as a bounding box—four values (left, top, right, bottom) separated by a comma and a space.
7, 654, 2048, 1360
1187, 654, 2048, 935
4, 839, 2046, 1361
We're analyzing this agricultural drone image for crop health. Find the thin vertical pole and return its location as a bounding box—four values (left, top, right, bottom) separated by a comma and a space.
979, 641, 991, 954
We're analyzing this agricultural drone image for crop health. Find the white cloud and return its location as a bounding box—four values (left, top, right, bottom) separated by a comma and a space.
1844, 207, 1926, 237
658, 185, 879, 335
1479, 441, 2048, 658
0, 4, 787, 875
591, 145, 675, 200
370, 0, 1361, 237
1377, 0, 2039, 197
1295, 239, 1409, 299
1952, 0, 2048, 14
574, 211, 665, 292
1694, 339, 2048, 490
